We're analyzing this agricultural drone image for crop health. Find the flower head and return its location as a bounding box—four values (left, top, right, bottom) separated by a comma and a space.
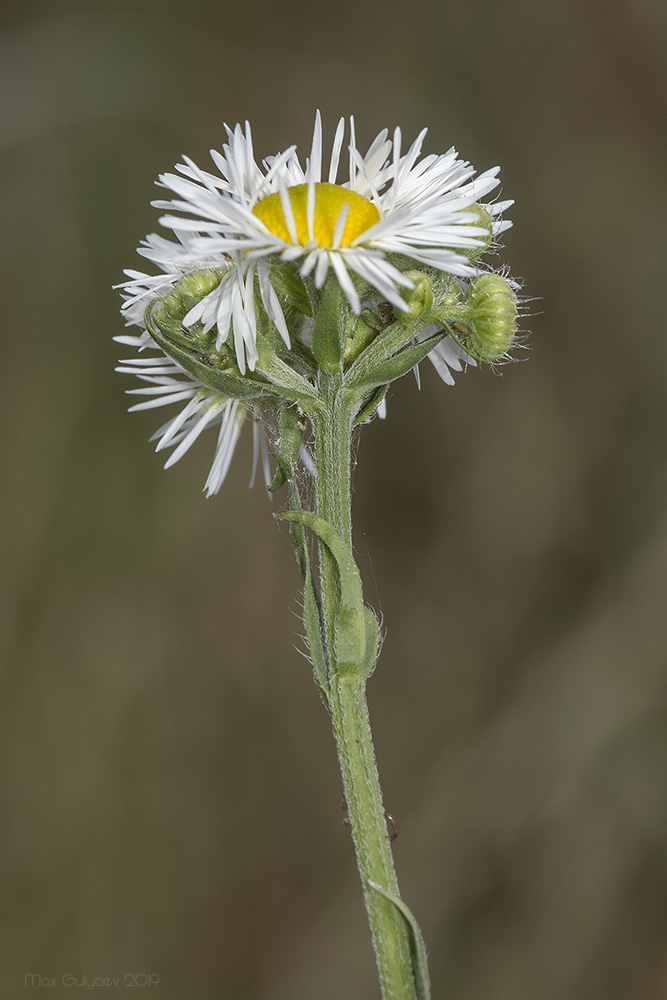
117, 113, 517, 496
119, 112, 511, 374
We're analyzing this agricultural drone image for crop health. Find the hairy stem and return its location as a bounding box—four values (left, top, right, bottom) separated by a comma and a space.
309, 372, 418, 1000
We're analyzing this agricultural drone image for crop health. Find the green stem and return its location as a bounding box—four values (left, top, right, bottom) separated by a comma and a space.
310, 372, 418, 1000
311, 371, 353, 644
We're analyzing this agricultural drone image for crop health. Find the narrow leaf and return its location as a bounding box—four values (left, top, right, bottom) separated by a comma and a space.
303, 574, 329, 699
268, 465, 287, 493
361, 606, 380, 681
270, 264, 312, 317
256, 352, 318, 403
279, 487, 329, 701
146, 318, 274, 400
269, 406, 304, 492
311, 276, 348, 372
367, 881, 431, 1000
346, 334, 444, 393
344, 319, 418, 385
279, 511, 365, 678
352, 385, 389, 427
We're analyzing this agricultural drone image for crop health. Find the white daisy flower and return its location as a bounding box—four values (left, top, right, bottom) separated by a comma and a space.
119, 111, 511, 374
114, 328, 272, 497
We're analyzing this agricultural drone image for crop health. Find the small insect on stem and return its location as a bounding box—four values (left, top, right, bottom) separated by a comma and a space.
385, 811, 399, 842
341, 797, 399, 841
377, 302, 395, 327
450, 320, 470, 339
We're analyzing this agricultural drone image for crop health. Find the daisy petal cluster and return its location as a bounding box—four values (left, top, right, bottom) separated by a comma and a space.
115, 327, 272, 497
119, 111, 511, 374
117, 112, 517, 496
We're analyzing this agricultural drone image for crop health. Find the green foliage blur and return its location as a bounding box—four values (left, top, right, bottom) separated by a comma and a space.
2, 1, 667, 997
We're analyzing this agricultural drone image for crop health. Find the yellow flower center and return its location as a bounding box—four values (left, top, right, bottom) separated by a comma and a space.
252, 182, 380, 247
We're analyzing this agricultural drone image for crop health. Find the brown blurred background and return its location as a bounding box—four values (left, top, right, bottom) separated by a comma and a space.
2, 1, 667, 997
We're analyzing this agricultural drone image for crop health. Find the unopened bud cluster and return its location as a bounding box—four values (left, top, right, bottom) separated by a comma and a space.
396, 268, 517, 365
148, 267, 517, 408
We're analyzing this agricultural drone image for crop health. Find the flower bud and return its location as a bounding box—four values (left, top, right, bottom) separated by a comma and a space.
344, 314, 378, 365
162, 268, 226, 323
149, 268, 231, 357
458, 204, 493, 261
396, 271, 434, 320
456, 273, 517, 363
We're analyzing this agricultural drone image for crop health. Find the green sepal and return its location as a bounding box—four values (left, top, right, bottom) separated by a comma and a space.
279, 512, 365, 678
367, 881, 431, 1000
161, 266, 228, 319
353, 385, 389, 427
311, 276, 348, 373
145, 303, 274, 400
456, 204, 493, 261
457, 273, 518, 362
346, 333, 444, 394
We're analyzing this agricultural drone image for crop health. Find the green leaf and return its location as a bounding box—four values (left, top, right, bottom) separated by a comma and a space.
311, 276, 348, 373
277, 486, 329, 701
146, 312, 203, 352
278, 512, 365, 678
268, 466, 288, 493
269, 406, 305, 493
269, 263, 312, 317
345, 334, 444, 393
367, 881, 431, 1000
361, 606, 380, 681
344, 319, 417, 385
145, 309, 274, 400
255, 351, 318, 403
352, 385, 389, 427
283, 337, 318, 378
302, 575, 329, 699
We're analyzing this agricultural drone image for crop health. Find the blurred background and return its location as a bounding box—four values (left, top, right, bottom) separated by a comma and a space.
2, 1, 667, 997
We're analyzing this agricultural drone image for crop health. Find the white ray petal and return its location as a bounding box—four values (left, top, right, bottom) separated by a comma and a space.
314, 252, 329, 289
277, 177, 299, 245
308, 110, 323, 184
328, 117, 346, 184
330, 253, 360, 313
164, 403, 220, 468
331, 201, 350, 250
